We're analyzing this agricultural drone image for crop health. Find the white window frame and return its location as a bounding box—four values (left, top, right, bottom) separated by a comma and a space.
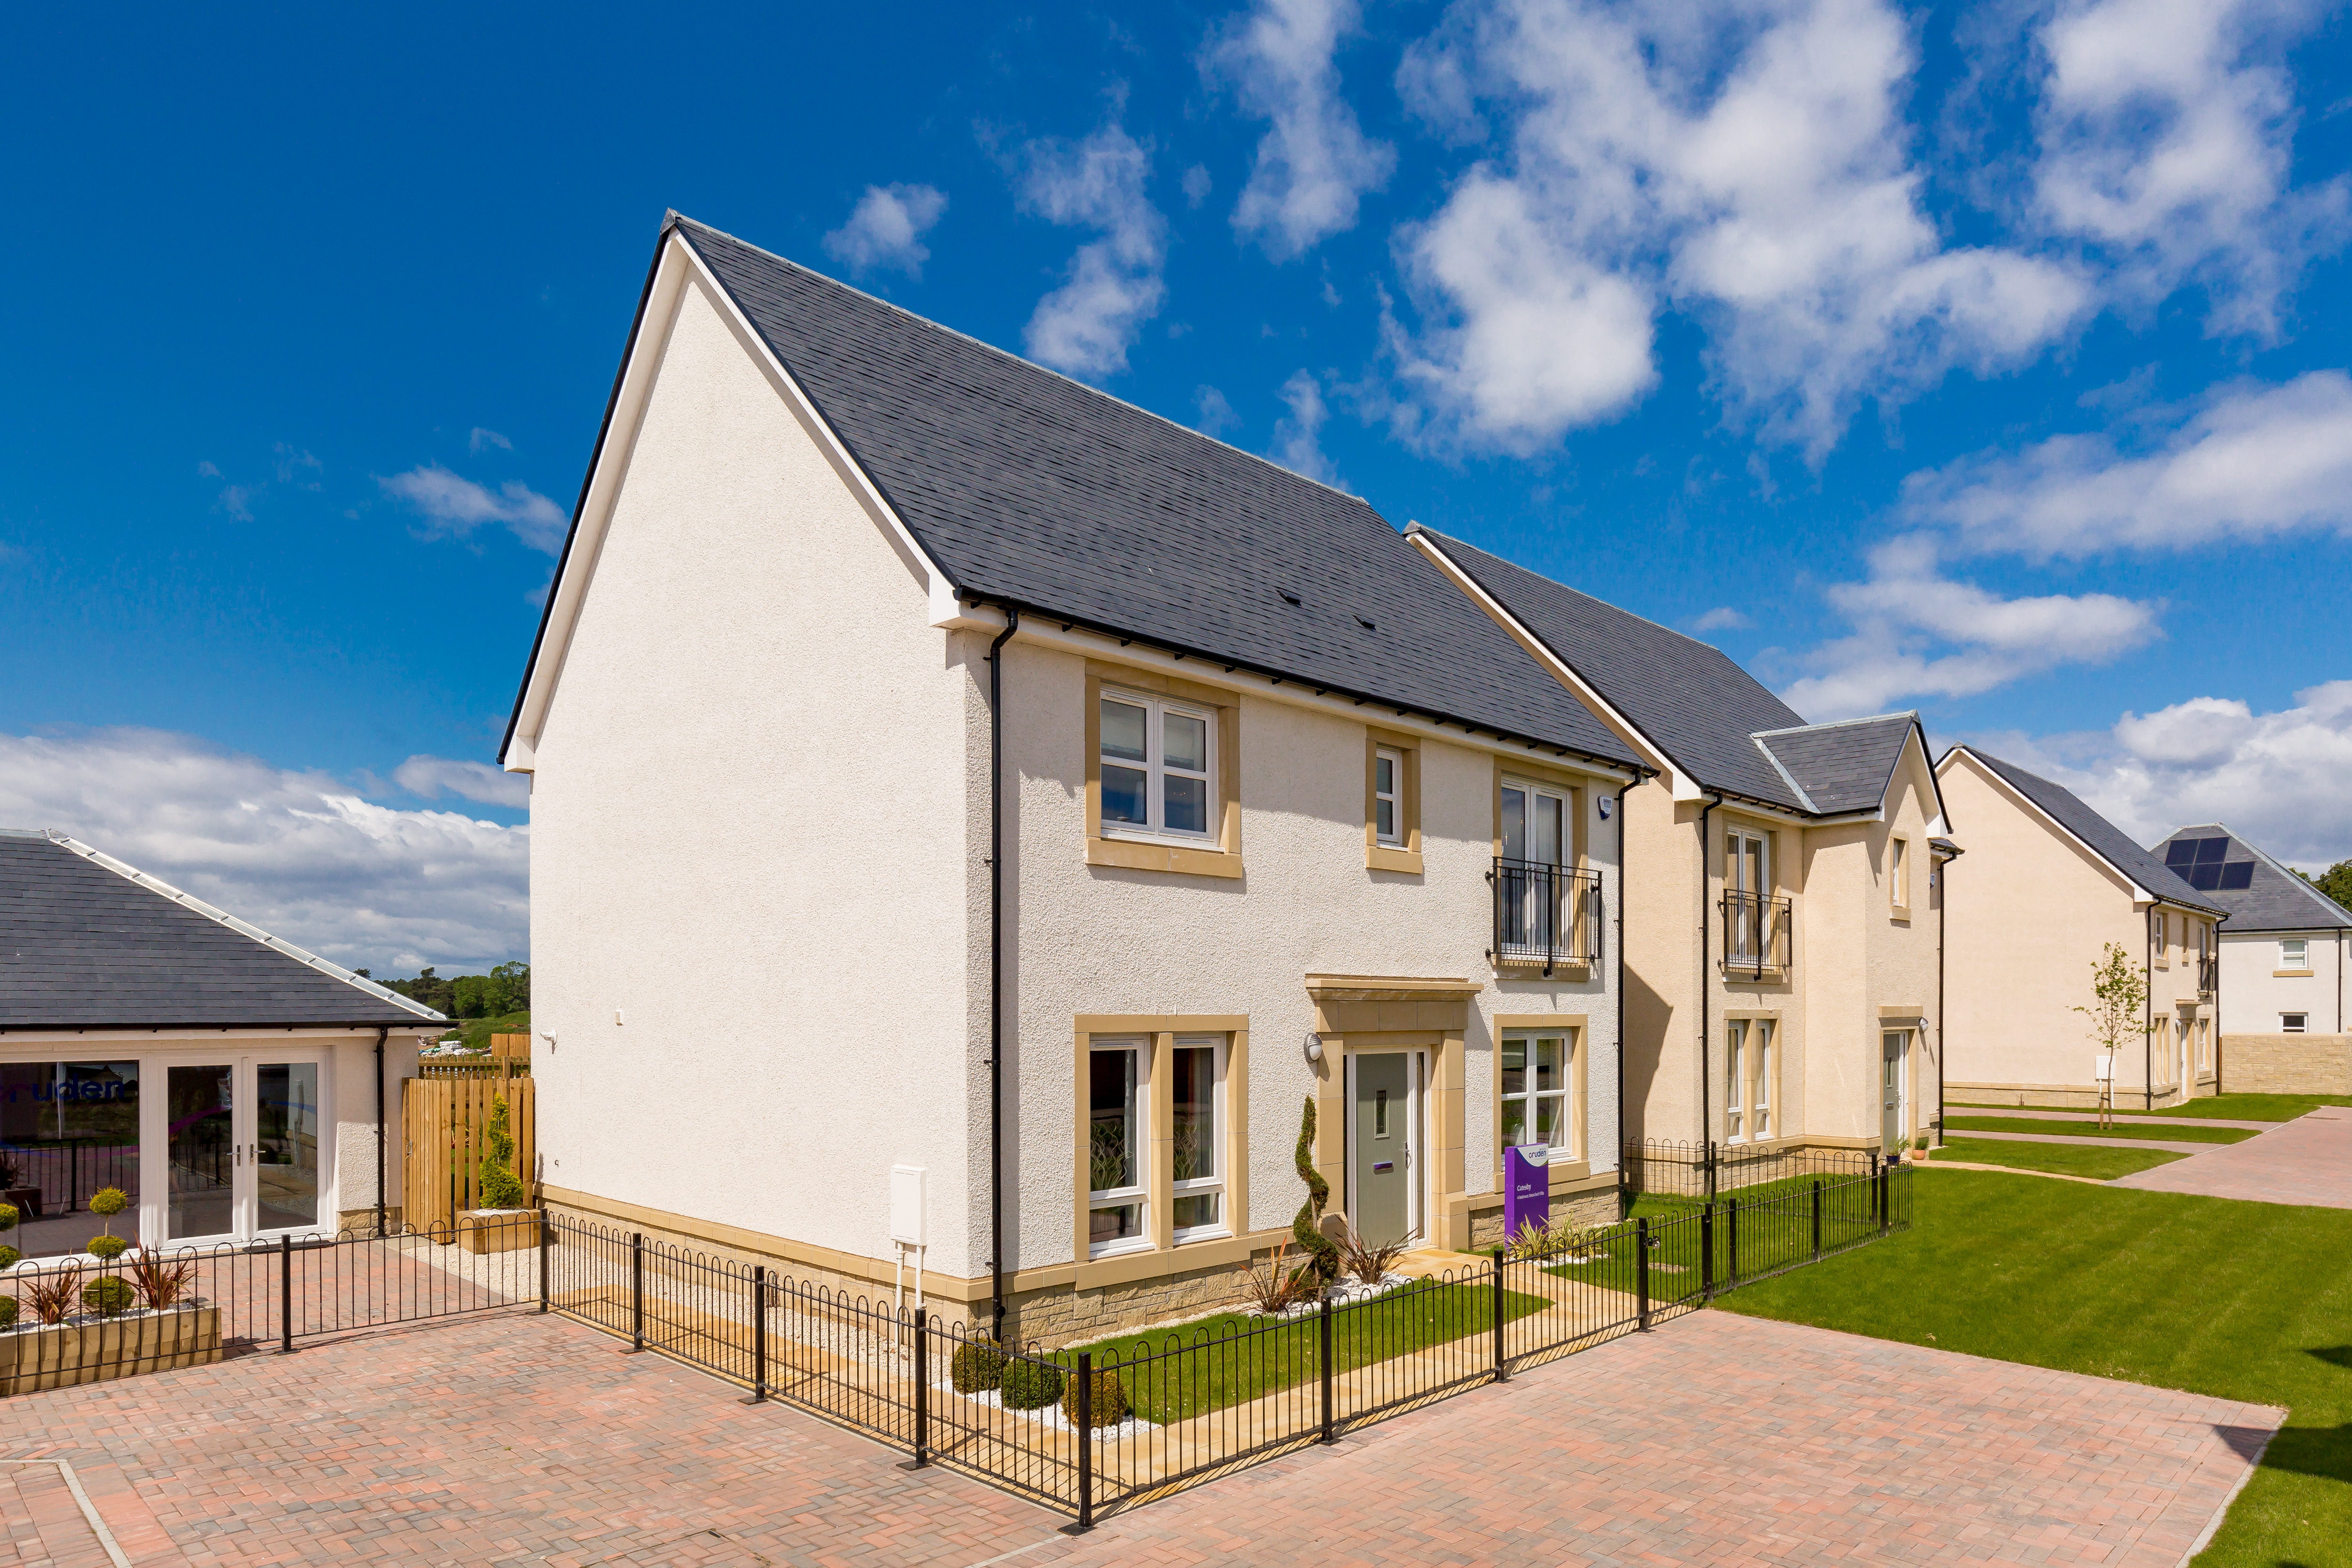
1889, 836, 1908, 913
2281, 938, 2309, 969
1099, 688, 1218, 844
2281, 1013, 2308, 1034
1374, 747, 1405, 848
1499, 1029, 1574, 1158
1086, 1038, 1150, 1259
1726, 828, 1772, 965
1726, 1018, 1775, 1144
1169, 1034, 1228, 1245
1499, 777, 1571, 867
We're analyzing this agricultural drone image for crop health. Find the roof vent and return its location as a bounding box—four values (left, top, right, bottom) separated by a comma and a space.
1354, 614, 1377, 630
1277, 589, 1302, 605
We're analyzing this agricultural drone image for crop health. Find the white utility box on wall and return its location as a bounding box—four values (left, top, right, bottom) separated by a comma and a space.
889, 1165, 926, 1248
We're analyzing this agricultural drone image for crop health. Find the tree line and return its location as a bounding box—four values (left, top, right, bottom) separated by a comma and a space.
354, 961, 530, 1020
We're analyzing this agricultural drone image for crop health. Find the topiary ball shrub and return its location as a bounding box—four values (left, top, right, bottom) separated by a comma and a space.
87, 1236, 129, 1261
1060, 1366, 1128, 1429
0, 1295, 16, 1329
997, 1356, 1065, 1411
0, 1246, 18, 1272
80, 1276, 136, 1318
0, 1202, 17, 1233
949, 1339, 1006, 1393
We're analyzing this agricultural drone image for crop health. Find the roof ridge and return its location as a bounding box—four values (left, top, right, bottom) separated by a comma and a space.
1747, 735, 1821, 812
667, 212, 1372, 511
1751, 711, 1920, 738
38, 831, 446, 1022
2226, 830, 2352, 926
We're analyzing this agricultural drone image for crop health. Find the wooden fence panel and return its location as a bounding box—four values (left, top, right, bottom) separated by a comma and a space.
401, 1076, 536, 1234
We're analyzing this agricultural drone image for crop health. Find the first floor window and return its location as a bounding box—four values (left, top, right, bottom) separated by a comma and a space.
2283, 1013, 2308, 1033
1374, 748, 1404, 846
1170, 1036, 1226, 1239
2281, 938, 2309, 968
1100, 691, 1214, 839
1500, 1031, 1571, 1154
1088, 1042, 1147, 1255
1727, 1019, 1774, 1142
1889, 837, 1908, 911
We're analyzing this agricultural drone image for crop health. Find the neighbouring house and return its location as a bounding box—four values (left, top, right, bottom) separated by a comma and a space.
2151, 824, 2352, 1094
499, 215, 1651, 1346
1409, 532, 1955, 1164
1935, 750, 2222, 1109
0, 829, 442, 1257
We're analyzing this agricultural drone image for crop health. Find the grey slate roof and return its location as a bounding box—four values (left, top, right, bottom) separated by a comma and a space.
0, 831, 443, 1030
577, 217, 1636, 771
1953, 752, 2224, 916
1753, 715, 1923, 815
2151, 824, 2352, 932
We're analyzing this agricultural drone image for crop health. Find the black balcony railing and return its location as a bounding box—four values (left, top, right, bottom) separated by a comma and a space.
1489, 859, 1603, 973
2198, 953, 2218, 996
1719, 891, 1792, 978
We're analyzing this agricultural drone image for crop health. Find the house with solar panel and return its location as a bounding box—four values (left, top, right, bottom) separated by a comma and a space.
1933, 749, 2223, 1109
2152, 825, 2351, 1094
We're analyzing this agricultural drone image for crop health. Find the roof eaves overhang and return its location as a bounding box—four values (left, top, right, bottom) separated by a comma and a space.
0, 1021, 448, 1035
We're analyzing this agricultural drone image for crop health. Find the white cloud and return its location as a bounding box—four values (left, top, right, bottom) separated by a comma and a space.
1987, 683, 2352, 867
822, 183, 950, 278
273, 445, 322, 486
215, 485, 254, 522
1016, 120, 1168, 380
1389, 0, 2088, 455
1782, 534, 2159, 718
392, 755, 531, 809
1900, 370, 2352, 558
1691, 607, 1751, 632
0, 728, 528, 975
1270, 369, 1343, 485
1182, 164, 1214, 208
469, 427, 513, 453
2032, 0, 2346, 337
379, 464, 568, 555
196, 460, 221, 478
1195, 384, 1240, 437
1210, 0, 1396, 259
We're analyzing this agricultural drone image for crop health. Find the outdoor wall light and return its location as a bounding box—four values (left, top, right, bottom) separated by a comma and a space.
1303, 1032, 1323, 1063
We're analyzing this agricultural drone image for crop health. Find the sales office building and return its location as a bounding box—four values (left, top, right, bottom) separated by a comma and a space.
0, 829, 442, 1259
501, 215, 1652, 1345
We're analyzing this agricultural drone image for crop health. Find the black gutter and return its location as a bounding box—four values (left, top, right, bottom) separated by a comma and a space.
374, 1025, 390, 1239
0, 1019, 438, 1034
1615, 775, 1645, 1210
986, 605, 1022, 1342
1697, 793, 1724, 1172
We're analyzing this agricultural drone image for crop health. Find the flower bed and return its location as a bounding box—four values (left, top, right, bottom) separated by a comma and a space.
0, 1302, 223, 1394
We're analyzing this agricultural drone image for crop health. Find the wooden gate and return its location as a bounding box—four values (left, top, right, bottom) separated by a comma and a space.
401, 1075, 536, 1235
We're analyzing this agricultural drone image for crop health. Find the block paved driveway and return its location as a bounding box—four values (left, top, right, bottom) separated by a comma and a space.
2111, 1106, 2352, 1208
0, 1307, 2277, 1568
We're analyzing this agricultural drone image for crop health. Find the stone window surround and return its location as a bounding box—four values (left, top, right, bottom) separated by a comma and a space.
1069, 1014, 1253, 1291
1083, 662, 1243, 880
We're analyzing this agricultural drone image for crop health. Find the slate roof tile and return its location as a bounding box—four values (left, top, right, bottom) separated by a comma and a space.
2151, 823, 2352, 932
1954, 752, 2224, 916
1753, 715, 1921, 816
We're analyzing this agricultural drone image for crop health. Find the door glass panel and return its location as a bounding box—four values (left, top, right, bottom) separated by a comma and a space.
1088, 1047, 1143, 1251
0, 1061, 140, 1259
255, 1063, 320, 1232
168, 1065, 235, 1240
1501, 787, 1527, 861
1533, 794, 1562, 866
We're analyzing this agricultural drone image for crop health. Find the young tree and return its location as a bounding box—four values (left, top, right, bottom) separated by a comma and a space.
2075, 940, 2150, 1116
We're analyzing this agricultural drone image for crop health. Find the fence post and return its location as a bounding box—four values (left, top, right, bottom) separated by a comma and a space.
279, 1233, 295, 1354
909, 1307, 929, 1464
629, 1231, 645, 1353
1877, 1159, 1890, 1238
1726, 1197, 1739, 1290
1491, 1247, 1508, 1384
1075, 1350, 1095, 1531
1699, 1202, 1715, 1300
1705, 1139, 1718, 1204
1319, 1294, 1335, 1443
1636, 1218, 1651, 1331
741, 1266, 769, 1405
1810, 1179, 1822, 1263
538, 1215, 551, 1313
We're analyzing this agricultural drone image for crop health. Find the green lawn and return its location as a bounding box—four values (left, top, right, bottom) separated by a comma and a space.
1944, 1114, 2255, 1145
1066, 1281, 1548, 1424
1931, 1136, 2188, 1180
1952, 1093, 2348, 1122
1716, 1166, 2352, 1567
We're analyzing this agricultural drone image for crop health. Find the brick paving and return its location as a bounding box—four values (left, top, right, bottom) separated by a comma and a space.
2111, 1106, 2352, 1208
0, 1462, 120, 1567
0, 1302, 2282, 1566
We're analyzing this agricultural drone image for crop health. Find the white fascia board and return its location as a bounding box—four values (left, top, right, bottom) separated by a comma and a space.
1406, 533, 1687, 796
1004, 616, 1639, 784
503, 233, 979, 775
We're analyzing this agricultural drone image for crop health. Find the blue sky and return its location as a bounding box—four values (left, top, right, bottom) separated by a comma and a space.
3, 0, 2348, 972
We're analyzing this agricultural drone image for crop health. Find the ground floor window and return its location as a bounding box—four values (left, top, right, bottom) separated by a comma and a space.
1087, 1042, 1147, 1257
2282, 1013, 2308, 1033
1499, 1030, 1571, 1154
1170, 1036, 1226, 1241
1726, 1019, 1774, 1143
0, 1061, 140, 1260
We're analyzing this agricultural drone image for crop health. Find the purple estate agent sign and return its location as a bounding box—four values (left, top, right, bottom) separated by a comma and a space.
1503, 1143, 1549, 1240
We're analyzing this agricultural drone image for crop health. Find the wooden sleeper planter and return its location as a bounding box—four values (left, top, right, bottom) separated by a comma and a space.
0, 1304, 223, 1395
458, 1209, 541, 1255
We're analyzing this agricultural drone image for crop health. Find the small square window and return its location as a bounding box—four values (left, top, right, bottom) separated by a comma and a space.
2282, 1013, 2308, 1033
2281, 939, 2309, 968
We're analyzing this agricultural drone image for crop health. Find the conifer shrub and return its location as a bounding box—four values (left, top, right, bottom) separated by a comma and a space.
997, 1356, 1064, 1410
949, 1338, 1006, 1393
478, 1098, 528, 1210
80, 1276, 135, 1318
1060, 1365, 1128, 1428
87, 1235, 129, 1260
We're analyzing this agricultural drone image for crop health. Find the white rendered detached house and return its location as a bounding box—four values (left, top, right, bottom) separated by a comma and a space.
502, 215, 1644, 1345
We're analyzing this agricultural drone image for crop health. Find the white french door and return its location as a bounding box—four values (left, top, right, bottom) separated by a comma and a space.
157, 1053, 327, 1245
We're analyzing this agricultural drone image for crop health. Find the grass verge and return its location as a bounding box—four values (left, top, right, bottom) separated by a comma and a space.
1067, 1280, 1548, 1424
1944, 1114, 2254, 1145
1951, 1093, 2349, 1122
1930, 1136, 2188, 1180
1715, 1166, 2352, 1567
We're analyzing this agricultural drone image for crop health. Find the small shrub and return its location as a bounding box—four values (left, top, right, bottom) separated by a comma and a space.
949, 1339, 1005, 1393
87, 1236, 129, 1260
1242, 1241, 1316, 1315
0, 1201, 17, 1233
1337, 1222, 1408, 1287
126, 1254, 196, 1311
0, 1295, 16, 1329
89, 1188, 128, 1237
477, 1098, 528, 1210
25, 1269, 80, 1325
1060, 1365, 1128, 1428
0, 1246, 18, 1272
80, 1276, 136, 1318
997, 1356, 1065, 1411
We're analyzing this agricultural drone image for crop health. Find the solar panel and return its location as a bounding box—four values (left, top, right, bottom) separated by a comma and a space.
2195, 836, 2230, 864
2165, 839, 2201, 866
2219, 862, 2254, 890
2188, 864, 2224, 890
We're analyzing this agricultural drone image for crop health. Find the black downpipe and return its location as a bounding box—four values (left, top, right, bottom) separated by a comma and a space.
373, 1026, 389, 1238
1615, 776, 1645, 1206
986, 605, 1021, 1342
1697, 794, 1723, 1162
1934, 847, 1959, 1149
2144, 909, 2155, 1111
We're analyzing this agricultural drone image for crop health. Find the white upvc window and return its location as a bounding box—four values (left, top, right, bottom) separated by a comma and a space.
1170, 1035, 1227, 1242
2282, 1013, 2308, 1033
1087, 1040, 1149, 1257
2281, 938, 2309, 968
1726, 828, 1772, 964
1500, 1030, 1572, 1154
1889, 837, 1908, 912
1374, 748, 1404, 847
1100, 691, 1215, 841
1726, 1018, 1774, 1143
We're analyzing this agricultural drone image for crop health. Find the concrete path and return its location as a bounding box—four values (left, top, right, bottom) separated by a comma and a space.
1944, 1128, 2216, 1154
1953, 1107, 2274, 1131
0, 1303, 2282, 1566
2112, 1106, 2352, 1208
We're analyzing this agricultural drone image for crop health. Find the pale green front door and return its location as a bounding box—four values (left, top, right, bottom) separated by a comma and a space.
1351, 1052, 1413, 1248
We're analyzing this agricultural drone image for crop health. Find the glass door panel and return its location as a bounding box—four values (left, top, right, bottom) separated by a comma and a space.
254, 1063, 320, 1232
167, 1065, 235, 1240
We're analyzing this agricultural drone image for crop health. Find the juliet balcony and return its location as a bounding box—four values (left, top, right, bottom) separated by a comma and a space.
1489, 859, 1603, 975
1719, 890, 1792, 980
